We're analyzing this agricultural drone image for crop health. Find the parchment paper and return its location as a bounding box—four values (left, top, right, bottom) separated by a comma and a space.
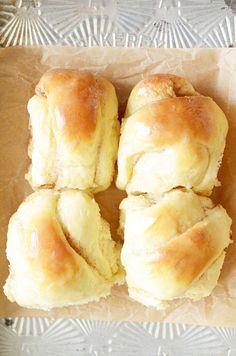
1, 47, 236, 327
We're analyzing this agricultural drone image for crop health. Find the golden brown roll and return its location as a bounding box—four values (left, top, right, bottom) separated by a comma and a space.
120, 190, 232, 309
125, 74, 197, 117
27, 69, 119, 192
116, 74, 228, 196
4, 190, 124, 310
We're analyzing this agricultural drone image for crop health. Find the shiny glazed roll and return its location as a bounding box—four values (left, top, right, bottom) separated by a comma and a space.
27, 69, 119, 192
119, 190, 232, 308
116, 74, 228, 196
4, 190, 124, 310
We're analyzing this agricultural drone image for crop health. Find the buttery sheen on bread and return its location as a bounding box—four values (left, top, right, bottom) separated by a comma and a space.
116, 74, 228, 196
120, 190, 232, 308
4, 70, 232, 312
4, 190, 124, 310
27, 69, 119, 192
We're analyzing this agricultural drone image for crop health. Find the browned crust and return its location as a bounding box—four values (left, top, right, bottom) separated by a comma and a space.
36, 69, 100, 141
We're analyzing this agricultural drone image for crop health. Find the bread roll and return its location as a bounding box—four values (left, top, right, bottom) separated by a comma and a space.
125, 74, 197, 117
116, 74, 228, 196
27, 69, 119, 192
120, 190, 232, 308
4, 190, 124, 310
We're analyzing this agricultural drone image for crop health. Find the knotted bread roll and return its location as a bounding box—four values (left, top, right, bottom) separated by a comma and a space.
120, 190, 232, 308
125, 74, 197, 117
116, 74, 228, 196
27, 69, 119, 192
4, 190, 124, 310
